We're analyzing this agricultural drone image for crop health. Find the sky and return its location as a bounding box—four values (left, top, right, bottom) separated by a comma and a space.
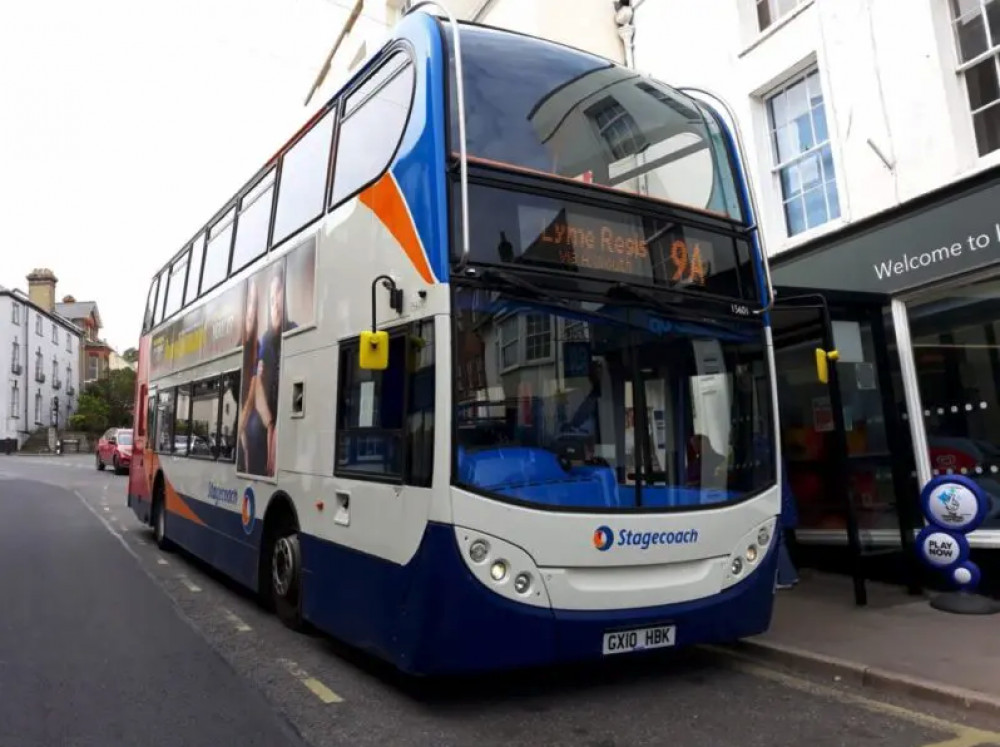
0, 0, 378, 353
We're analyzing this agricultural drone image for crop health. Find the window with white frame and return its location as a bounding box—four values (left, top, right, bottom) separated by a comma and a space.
51, 323, 57, 344
497, 313, 553, 371
52, 357, 58, 385
756, 0, 806, 32
10, 382, 19, 416
11, 338, 19, 369
34, 391, 42, 423
766, 69, 840, 237
11, 303, 19, 324
950, 0, 1000, 155
35, 316, 42, 335
66, 334, 72, 352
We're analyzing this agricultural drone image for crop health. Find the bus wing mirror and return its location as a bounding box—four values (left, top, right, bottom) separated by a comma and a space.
814, 348, 840, 384
360, 331, 390, 370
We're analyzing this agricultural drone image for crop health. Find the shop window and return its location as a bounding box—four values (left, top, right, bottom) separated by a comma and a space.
765, 68, 840, 237
909, 275, 1000, 529
756, 0, 806, 31
950, 0, 1000, 155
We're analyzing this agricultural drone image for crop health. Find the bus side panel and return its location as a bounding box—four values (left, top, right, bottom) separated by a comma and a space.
154, 458, 262, 592
300, 520, 778, 676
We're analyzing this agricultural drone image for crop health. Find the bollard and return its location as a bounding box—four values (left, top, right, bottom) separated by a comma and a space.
916, 475, 1000, 614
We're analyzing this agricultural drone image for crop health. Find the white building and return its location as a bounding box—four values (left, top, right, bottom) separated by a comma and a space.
1, 270, 83, 448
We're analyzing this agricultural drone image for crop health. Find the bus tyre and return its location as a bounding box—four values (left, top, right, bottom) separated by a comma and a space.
152, 487, 174, 552
271, 529, 304, 631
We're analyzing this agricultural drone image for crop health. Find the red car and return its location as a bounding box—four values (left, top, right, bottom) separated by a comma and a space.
96, 428, 133, 475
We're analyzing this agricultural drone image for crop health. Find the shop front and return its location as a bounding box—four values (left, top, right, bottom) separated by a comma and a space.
771, 165, 1000, 587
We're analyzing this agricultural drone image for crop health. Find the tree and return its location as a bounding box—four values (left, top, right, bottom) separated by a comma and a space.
78, 368, 136, 432
122, 347, 139, 364
70, 393, 109, 433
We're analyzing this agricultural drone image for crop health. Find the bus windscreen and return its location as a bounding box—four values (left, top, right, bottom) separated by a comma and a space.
443, 24, 745, 222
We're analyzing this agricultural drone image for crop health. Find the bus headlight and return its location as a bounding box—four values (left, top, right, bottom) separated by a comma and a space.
455, 526, 551, 608
722, 516, 778, 590
469, 539, 489, 563
514, 572, 531, 594
490, 560, 508, 581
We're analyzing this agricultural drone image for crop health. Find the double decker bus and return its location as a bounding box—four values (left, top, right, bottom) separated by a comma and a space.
127, 5, 780, 675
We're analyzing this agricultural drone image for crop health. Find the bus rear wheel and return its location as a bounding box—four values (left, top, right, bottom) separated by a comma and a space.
270, 527, 304, 631
152, 482, 174, 552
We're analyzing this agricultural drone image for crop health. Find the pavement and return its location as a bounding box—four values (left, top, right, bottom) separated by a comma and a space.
3, 453, 1000, 746
735, 569, 1000, 718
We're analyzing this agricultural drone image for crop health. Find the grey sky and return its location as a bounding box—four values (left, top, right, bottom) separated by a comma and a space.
0, 0, 354, 352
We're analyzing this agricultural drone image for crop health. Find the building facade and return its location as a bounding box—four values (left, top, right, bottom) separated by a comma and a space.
55, 296, 112, 386
1, 273, 82, 447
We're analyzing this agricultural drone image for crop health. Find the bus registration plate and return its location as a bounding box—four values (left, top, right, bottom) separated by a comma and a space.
602, 625, 676, 655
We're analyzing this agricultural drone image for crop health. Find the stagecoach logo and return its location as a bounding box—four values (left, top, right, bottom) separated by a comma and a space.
241, 487, 256, 536
593, 525, 699, 551
593, 525, 614, 551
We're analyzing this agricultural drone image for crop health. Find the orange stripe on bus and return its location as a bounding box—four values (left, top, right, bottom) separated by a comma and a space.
165, 477, 207, 527
359, 173, 435, 284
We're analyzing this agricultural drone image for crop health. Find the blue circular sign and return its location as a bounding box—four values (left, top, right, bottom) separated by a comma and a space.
919, 475, 988, 534
916, 525, 969, 571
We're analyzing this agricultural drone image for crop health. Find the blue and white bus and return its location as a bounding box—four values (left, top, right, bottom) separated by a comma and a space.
128, 5, 780, 676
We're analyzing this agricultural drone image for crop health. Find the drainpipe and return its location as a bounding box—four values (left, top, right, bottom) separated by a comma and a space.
613, 0, 635, 68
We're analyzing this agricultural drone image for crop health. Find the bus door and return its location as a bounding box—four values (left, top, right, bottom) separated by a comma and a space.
771, 295, 867, 604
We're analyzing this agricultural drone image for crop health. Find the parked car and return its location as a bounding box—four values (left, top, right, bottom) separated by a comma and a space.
95, 428, 133, 475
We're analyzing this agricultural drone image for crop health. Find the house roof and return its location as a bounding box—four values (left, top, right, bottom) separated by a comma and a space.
55, 301, 102, 328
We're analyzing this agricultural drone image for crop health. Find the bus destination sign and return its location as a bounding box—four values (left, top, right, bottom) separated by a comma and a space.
527, 209, 709, 287
462, 183, 754, 300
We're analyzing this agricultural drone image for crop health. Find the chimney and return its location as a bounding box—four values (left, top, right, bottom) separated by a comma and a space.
27, 268, 58, 313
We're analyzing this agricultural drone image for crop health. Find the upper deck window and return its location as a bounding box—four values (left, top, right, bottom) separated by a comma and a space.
443, 25, 743, 222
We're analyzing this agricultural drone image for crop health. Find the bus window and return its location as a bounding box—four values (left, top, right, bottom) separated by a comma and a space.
336, 335, 407, 479
330, 55, 414, 206
186, 233, 205, 305
163, 250, 189, 320
273, 111, 334, 245
174, 384, 193, 455
202, 208, 236, 293
406, 320, 435, 488
155, 389, 175, 454
144, 276, 160, 332
232, 171, 275, 273
219, 370, 240, 462
191, 377, 221, 458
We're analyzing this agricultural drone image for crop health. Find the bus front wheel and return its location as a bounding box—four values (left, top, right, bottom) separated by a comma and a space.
269, 526, 304, 631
